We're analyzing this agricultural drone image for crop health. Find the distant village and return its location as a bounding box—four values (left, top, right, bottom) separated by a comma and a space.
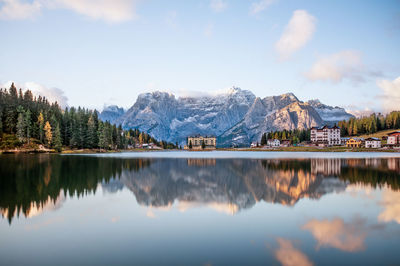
183, 126, 400, 150
251, 126, 400, 149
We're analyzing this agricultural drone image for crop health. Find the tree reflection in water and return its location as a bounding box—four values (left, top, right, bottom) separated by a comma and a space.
0, 154, 399, 224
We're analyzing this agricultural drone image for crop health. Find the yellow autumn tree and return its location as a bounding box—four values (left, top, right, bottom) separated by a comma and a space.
139, 132, 144, 144
44, 121, 52, 146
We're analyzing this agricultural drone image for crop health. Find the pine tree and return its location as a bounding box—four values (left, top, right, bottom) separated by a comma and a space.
37, 112, 44, 143
16, 112, 25, 142
189, 140, 193, 149
352, 122, 358, 135
87, 114, 96, 148
201, 141, 206, 149
53, 123, 62, 152
25, 110, 31, 144
0, 109, 3, 138
282, 131, 287, 140
260, 133, 267, 145
98, 122, 106, 149
44, 121, 52, 147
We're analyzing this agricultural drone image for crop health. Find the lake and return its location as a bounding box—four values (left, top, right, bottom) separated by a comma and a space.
1, 151, 400, 265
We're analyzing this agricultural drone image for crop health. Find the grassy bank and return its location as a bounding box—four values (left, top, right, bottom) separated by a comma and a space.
355, 128, 400, 139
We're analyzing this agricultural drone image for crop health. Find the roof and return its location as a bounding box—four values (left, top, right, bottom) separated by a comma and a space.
365, 137, 381, 141
311, 125, 340, 130
348, 137, 364, 141
188, 134, 216, 138
387, 131, 400, 136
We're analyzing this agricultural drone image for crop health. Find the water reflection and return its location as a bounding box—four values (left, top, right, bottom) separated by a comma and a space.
274, 238, 313, 266
0, 155, 399, 224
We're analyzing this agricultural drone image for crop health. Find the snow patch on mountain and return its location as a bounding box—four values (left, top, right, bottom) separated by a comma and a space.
307, 99, 354, 122
99, 88, 353, 146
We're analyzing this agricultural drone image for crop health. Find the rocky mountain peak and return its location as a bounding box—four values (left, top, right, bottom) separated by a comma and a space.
280, 92, 299, 101
306, 99, 354, 122
100, 89, 353, 146
99, 105, 125, 124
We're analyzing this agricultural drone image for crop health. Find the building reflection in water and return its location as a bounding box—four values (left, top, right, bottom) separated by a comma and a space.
311, 158, 341, 176
0, 155, 399, 223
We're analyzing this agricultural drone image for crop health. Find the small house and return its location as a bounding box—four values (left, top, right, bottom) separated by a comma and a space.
280, 140, 291, 147
341, 137, 350, 146
346, 138, 364, 148
267, 139, 280, 147
365, 137, 381, 148
387, 131, 400, 145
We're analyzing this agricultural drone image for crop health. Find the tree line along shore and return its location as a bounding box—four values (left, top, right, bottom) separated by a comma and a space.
0, 83, 177, 153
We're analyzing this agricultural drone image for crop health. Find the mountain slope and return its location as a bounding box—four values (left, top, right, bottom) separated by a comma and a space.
218, 101, 323, 147
99, 105, 125, 124
99, 88, 352, 146
307, 99, 354, 123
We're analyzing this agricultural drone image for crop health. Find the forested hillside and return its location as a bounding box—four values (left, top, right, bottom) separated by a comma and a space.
258, 112, 400, 144
338, 112, 400, 136
0, 83, 176, 151
259, 129, 310, 145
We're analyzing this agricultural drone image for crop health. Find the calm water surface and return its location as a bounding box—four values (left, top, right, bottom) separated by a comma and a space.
1, 152, 400, 265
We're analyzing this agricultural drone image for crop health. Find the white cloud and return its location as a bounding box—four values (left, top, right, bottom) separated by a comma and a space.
2, 81, 69, 108
0, 0, 139, 22
274, 238, 313, 266
306, 51, 361, 83
344, 106, 374, 118
249, 0, 276, 15
377, 76, 400, 112
0, 0, 41, 20
275, 10, 316, 60
210, 0, 227, 12
305, 50, 383, 84
49, 0, 138, 23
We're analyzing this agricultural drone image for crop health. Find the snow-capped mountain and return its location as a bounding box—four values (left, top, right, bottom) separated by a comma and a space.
307, 99, 354, 123
100, 88, 353, 146
99, 105, 125, 124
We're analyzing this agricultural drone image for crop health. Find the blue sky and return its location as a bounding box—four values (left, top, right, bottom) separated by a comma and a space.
0, 0, 399, 114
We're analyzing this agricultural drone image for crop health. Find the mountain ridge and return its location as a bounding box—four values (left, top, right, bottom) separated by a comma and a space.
99, 88, 354, 146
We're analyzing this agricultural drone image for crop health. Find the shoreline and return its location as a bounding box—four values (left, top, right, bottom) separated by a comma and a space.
2, 146, 399, 155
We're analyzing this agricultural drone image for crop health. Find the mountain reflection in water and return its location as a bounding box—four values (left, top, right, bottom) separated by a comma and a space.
0, 155, 399, 223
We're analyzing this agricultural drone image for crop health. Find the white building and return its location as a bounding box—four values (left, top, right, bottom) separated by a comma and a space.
387, 132, 400, 145
365, 137, 381, 148
250, 142, 258, 148
310, 125, 341, 146
267, 139, 280, 147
